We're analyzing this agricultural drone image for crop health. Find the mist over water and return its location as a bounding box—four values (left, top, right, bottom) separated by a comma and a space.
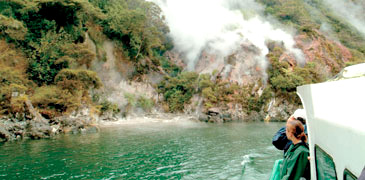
90, 40, 159, 113
152, 0, 305, 72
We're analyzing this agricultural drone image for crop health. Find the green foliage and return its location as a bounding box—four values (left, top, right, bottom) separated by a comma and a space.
159, 54, 181, 77
270, 73, 304, 92
259, 0, 365, 57
157, 70, 270, 113
197, 74, 273, 114
0, 66, 27, 87
268, 46, 306, 93
0, 0, 104, 86
137, 96, 154, 112
123, 93, 155, 113
30, 86, 81, 118
0, 40, 32, 115
0, 0, 172, 118
158, 72, 199, 112
100, 100, 120, 115
266, 46, 326, 104
0, 14, 27, 41
201, 80, 235, 107
0, 40, 28, 69
0, 64, 30, 115
246, 87, 273, 113
317, 4, 365, 55
95, 0, 171, 79
0, 0, 104, 43
293, 62, 324, 84
27, 30, 72, 85
259, 0, 313, 27
198, 74, 214, 92
10, 94, 28, 116
88, 0, 109, 12
63, 43, 96, 68
102, 0, 168, 61
54, 69, 102, 92
124, 92, 137, 108
202, 87, 217, 104
86, 22, 107, 61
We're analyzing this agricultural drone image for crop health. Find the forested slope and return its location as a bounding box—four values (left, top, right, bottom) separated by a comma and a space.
0, 0, 364, 141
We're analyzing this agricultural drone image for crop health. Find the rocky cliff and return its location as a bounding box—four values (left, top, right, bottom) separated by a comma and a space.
1, 0, 365, 142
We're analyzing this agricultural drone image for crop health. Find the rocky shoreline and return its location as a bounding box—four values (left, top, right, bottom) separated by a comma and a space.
0, 97, 296, 142
0, 101, 99, 143
0, 115, 100, 143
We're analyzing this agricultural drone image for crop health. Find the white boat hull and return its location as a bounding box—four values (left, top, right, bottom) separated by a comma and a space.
297, 76, 365, 180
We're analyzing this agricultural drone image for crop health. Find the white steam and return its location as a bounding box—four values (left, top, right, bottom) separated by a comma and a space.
323, 0, 365, 37
152, 0, 305, 71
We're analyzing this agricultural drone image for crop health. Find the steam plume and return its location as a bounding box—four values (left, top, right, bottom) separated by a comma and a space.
152, 0, 305, 71
323, 0, 365, 37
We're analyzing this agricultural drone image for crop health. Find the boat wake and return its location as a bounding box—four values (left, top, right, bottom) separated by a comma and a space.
240, 154, 257, 179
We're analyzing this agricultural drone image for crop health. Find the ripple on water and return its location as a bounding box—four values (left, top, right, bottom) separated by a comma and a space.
0, 118, 284, 179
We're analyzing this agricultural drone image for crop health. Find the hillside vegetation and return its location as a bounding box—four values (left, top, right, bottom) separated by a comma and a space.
0, 0, 364, 135
0, 0, 171, 119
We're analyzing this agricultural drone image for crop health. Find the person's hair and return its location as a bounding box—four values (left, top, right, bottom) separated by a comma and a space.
287, 120, 307, 143
293, 109, 306, 124
296, 117, 306, 125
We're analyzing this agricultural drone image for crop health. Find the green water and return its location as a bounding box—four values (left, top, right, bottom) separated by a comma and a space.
0, 120, 283, 180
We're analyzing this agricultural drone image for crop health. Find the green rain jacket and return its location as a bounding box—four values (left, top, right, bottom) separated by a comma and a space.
280, 142, 310, 180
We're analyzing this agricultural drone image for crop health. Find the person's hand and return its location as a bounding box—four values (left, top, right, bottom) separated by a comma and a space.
308, 156, 311, 160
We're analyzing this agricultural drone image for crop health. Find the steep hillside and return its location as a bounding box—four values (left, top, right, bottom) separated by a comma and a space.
0, 0, 171, 141
0, 0, 364, 141
154, 0, 365, 122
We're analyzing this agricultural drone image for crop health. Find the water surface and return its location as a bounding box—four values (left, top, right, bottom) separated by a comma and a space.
0, 118, 283, 179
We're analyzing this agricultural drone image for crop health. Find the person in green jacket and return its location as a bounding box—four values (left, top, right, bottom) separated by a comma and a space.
280, 119, 310, 180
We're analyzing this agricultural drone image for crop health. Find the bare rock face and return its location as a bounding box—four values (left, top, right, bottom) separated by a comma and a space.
23, 100, 53, 139
56, 106, 99, 134
264, 98, 298, 122
0, 118, 27, 142
26, 120, 52, 139
179, 30, 352, 122
207, 107, 220, 116
90, 40, 163, 116
295, 31, 350, 74
99, 111, 118, 121
164, 51, 187, 69
0, 122, 12, 142
0, 102, 101, 142
194, 44, 265, 86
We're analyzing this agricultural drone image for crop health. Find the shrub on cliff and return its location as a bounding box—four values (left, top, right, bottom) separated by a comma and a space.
0, 0, 103, 86
260, 0, 365, 59
55, 69, 102, 92
28, 68, 102, 118
101, 0, 166, 60
266, 45, 327, 104
0, 40, 32, 116
94, 0, 171, 78
159, 54, 181, 77
0, 66, 30, 115
99, 100, 120, 115
0, 15, 27, 41
0, 0, 103, 43
137, 96, 154, 112
158, 72, 199, 112
30, 86, 81, 118
27, 30, 72, 86
270, 73, 304, 92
